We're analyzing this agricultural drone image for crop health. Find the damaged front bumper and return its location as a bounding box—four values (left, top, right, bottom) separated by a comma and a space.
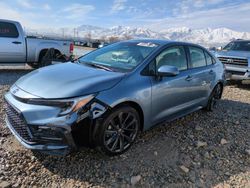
5, 118, 72, 155
4, 92, 109, 155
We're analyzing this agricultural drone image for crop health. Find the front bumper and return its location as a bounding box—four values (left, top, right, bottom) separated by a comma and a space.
4, 91, 108, 155
224, 64, 250, 80
5, 118, 71, 155
4, 92, 78, 155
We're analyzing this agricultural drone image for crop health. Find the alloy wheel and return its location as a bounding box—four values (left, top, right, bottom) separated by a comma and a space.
211, 84, 222, 109
103, 111, 139, 153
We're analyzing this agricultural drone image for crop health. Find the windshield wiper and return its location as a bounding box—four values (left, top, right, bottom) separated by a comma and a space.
83, 62, 115, 72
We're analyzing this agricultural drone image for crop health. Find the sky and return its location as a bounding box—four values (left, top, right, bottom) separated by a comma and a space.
0, 0, 250, 31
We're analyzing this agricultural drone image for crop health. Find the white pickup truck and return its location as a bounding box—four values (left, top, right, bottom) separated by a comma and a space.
0, 19, 74, 68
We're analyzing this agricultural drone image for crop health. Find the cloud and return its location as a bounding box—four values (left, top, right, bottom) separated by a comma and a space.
208, 0, 225, 5
0, 2, 29, 24
147, 2, 250, 32
0, 2, 92, 29
0, 1, 96, 28
1, 0, 250, 32
43, 4, 51, 11
61, 4, 95, 19
17, 0, 33, 9
111, 0, 127, 13
16, 0, 51, 11
173, 0, 225, 15
0, 2, 49, 30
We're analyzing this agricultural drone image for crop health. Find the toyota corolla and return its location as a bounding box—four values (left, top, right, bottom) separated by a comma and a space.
4, 40, 225, 155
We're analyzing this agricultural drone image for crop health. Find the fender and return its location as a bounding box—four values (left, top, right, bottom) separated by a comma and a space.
35, 42, 62, 62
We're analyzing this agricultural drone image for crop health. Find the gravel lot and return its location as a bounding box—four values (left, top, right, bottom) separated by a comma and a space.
0, 69, 249, 188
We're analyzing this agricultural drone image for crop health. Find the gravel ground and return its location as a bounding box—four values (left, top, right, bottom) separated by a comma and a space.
0, 70, 249, 188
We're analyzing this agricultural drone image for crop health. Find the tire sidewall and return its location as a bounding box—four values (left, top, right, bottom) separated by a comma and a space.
207, 84, 222, 111
97, 106, 140, 156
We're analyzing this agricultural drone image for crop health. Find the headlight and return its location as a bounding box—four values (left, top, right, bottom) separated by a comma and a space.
71, 96, 94, 113
26, 95, 95, 115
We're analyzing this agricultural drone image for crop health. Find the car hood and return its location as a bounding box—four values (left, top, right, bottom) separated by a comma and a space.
15, 62, 125, 99
216, 50, 250, 58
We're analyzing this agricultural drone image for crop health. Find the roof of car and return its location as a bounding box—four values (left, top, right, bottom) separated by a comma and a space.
233, 39, 250, 42
126, 39, 201, 47
0, 19, 19, 24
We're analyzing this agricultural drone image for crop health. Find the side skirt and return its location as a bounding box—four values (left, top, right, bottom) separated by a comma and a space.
147, 105, 204, 131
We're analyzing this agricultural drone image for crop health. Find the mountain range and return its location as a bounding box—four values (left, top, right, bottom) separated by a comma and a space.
26, 25, 250, 47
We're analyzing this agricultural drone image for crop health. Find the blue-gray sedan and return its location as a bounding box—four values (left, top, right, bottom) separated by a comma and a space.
4, 39, 225, 155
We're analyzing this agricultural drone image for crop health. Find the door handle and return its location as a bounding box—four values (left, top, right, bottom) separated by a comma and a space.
12, 41, 22, 44
209, 70, 214, 74
185, 75, 193, 81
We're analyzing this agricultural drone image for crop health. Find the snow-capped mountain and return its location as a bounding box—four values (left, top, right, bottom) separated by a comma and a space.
74, 25, 164, 39
107, 26, 164, 39
25, 25, 250, 47
160, 27, 250, 46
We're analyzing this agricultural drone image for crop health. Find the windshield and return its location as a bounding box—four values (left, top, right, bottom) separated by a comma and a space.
223, 41, 250, 51
79, 41, 159, 72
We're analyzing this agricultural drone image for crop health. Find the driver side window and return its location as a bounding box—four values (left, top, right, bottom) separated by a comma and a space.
156, 46, 188, 71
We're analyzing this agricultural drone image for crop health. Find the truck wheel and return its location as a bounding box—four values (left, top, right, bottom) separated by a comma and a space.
38, 50, 47, 67
97, 106, 140, 156
39, 49, 64, 67
39, 49, 54, 67
28, 50, 47, 69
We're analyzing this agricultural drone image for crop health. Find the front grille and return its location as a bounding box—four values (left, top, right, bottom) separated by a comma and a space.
227, 70, 246, 76
5, 101, 33, 143
218, 57, 248, 66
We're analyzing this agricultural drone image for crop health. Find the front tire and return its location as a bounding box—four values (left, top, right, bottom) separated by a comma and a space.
205, 84, 223, 111
97, 106, 140, 156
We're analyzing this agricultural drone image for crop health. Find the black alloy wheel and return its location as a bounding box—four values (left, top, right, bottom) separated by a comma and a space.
98, 106, 140, 155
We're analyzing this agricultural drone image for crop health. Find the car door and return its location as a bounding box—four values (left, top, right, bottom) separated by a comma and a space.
204, 51, 217, 95
150, 45, 198, 124
0, 21, 26, 63
187, 46, 212, 103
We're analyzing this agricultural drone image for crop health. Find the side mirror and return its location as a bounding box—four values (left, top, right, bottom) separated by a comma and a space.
157, 65, 179, 77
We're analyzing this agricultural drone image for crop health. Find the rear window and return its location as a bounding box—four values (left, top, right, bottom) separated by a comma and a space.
189, 46, 206, 68
205, 52, 213, 65
156, 46, 188, 71
0, 22, 19, 38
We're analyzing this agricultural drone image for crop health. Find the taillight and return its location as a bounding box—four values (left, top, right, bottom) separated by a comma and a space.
70, 43, 74, 54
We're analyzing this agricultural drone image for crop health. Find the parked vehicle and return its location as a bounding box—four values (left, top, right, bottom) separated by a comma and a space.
98, 42, 109, 48
0, 19, 73, 68
215, 40, 250, 81
5, 39, 225, 156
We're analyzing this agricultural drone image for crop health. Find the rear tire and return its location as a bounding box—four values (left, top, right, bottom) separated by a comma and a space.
27, 50, 47, 69
96, 106, 140, 156
205, 84, 223, 111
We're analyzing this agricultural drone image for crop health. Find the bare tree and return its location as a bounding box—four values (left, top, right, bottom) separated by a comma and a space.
100, 35, 106, 42
85, 32, 92, 42
108, 36, 119, 43
123, 33, 133, 40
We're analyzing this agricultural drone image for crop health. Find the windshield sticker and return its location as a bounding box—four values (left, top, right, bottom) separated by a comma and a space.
137, 42, 158, 47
